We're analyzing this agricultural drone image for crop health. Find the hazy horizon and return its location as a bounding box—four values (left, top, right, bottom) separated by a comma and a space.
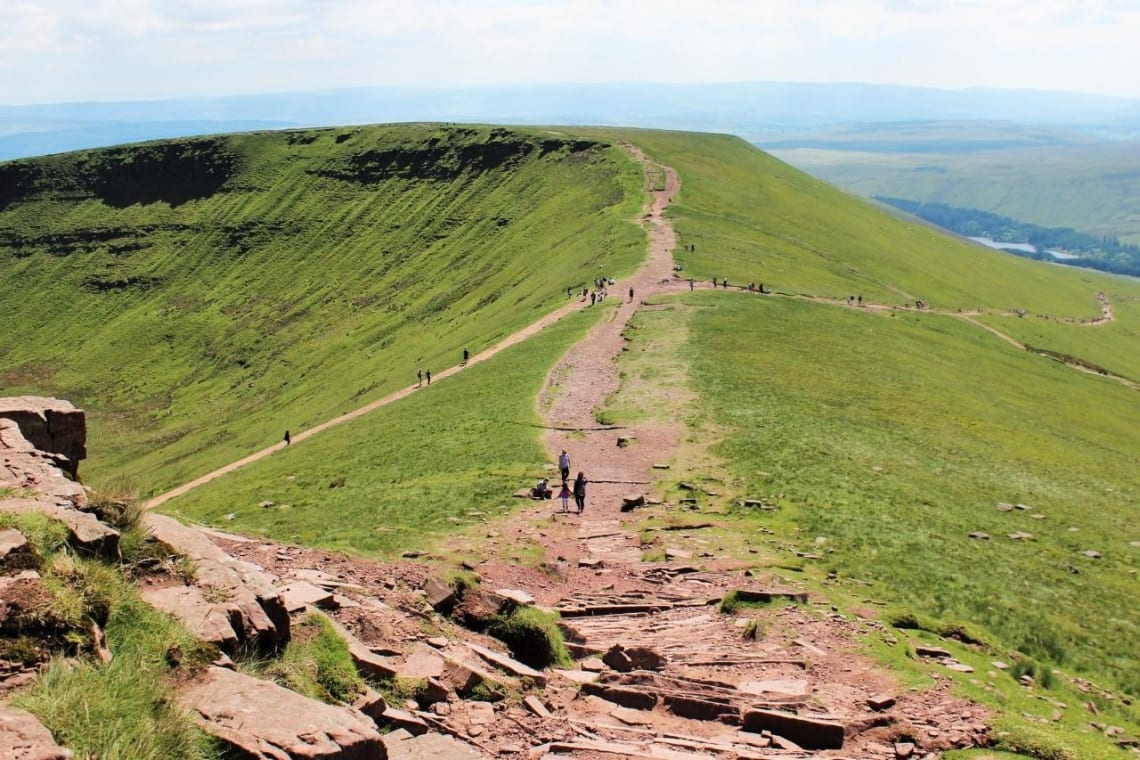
5, 1, 1140, 106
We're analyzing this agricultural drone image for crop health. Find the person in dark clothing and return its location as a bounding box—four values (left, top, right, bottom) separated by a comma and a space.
629, 286, 635, 302
573, 471, 588, 514
426, 369, 432, 385
284, 430, 291, 446
558, 450, 570, 481
462, 348, 469, 366
417, 369, 423, 387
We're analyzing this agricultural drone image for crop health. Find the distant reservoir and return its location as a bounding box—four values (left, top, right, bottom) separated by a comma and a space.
968, 236, 1076, 260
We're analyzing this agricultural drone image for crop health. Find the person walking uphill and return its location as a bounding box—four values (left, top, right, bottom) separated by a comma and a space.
558, 450, 570, 481
558, 480, 571, 513
573, 471, 588, 514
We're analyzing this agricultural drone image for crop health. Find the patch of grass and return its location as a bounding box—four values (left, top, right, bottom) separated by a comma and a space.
718, 590, 774, 615
14, 560, 217, 760
486, 605, 572, 670
252, 613, 363, 704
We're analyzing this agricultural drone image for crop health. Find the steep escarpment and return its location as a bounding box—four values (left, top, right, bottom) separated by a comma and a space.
0, 125, 645, 492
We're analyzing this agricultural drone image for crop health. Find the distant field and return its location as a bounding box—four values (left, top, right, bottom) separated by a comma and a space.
0, 125, 645, 494
775, 141, 1140, 246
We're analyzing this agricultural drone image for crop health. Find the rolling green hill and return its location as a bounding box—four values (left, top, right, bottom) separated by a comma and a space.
0, 125, 645, 493
3, 125, 1138, 757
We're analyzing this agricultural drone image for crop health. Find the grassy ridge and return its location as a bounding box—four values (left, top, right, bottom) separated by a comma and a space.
0, 125, 645, 494
588, 129, 1126, 318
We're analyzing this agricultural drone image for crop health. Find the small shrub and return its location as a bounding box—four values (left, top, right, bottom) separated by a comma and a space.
719, 590, 773, 615
743, 619, 763, 640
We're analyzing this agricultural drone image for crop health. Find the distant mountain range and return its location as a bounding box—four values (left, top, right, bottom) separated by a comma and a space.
3, 82, 1139, 161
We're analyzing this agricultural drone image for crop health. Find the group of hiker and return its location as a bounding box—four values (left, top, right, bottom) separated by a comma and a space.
532, 449, 587, 513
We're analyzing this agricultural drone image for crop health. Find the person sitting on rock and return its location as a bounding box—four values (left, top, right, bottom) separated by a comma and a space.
532, 478, 552, 500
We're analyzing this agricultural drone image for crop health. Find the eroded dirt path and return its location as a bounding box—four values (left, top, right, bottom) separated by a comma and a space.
458, 147, 992, 758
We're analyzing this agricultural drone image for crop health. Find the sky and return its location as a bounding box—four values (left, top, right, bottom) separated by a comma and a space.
3, 0, 1140, 105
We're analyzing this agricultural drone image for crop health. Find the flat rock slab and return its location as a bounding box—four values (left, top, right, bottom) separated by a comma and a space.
144, 513, 288, 649
465, 641, 547, 685
495, 588, 535, 606
178, 667, 384, 760
0, 528, 32, 567
140, 585, 241, 650
399, 644, 445, 679
0, 497, 119, 559
742, 708, 845, 750
738, 679, 810, 697
382, 731, 481, 760
0, 704, 74, 760
279, 581, 336, 612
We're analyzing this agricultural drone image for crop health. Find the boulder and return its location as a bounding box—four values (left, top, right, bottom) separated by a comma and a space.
178, 667, 385, 759
620, 494, 645, 512
422, 578, 456, 613
0, 397, 86, 479
0, 704, 74, 760
140, 585, 241, 651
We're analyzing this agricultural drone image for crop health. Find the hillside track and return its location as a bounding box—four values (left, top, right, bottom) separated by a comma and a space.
463, 146, 993, 757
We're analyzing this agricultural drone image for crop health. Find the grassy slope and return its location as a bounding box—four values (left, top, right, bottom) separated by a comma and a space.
584, 130, 1125, 318
164, 306, 603, 555
0, 125, 644, 495
775, 142, 1140, 245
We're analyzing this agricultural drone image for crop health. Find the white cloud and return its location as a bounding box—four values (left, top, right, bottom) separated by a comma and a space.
2, 0, 1139, 102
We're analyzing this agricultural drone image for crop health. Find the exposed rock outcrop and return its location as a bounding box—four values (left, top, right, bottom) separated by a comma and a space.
0, 704, 73, 760
178, 666, 385, 760
142, 513, 289, 652
0, 416, 118, 559
0, 397, 86, 480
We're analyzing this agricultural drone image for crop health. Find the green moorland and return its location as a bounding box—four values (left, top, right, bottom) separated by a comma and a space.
774, 141, 1140, 246
0, 124, 645, 494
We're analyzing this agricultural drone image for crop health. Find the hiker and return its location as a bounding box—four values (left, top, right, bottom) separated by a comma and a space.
590, 291, 596, 306
712, 277, 717, 289
559, 450, 570, 481
689, 278, 695, 291
426, 369, 432, 385
417, 369, 423, 387
629, 286, 635, 303
567, 286, 573, 299
284, 430, 291, 446
558, 480, 571, 512
532, 478, 552, 500
858, 295, 863, 306
722, 278, 728, 289
462, 348, 469, 366
573, 472, 588, 513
